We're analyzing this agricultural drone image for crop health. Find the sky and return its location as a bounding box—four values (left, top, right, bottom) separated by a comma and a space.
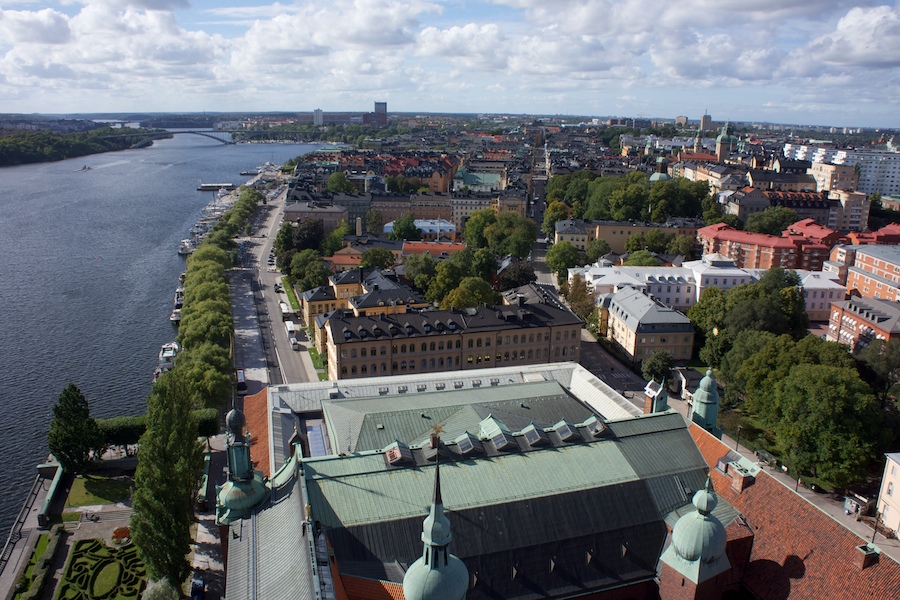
1, 0, 900, 127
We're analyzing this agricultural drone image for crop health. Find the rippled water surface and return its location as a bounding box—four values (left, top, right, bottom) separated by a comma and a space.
0, 135, 317, 538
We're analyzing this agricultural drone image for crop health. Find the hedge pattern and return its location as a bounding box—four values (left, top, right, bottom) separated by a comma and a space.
20, 524, 63, 600
54, 539, 146, 600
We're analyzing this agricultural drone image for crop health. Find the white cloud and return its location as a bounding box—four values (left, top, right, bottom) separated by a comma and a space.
417, 23, 507, 69
0, 8, 71, 44
804, 6, 900, 68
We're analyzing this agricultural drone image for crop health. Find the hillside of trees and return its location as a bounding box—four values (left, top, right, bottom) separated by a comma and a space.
0, 127, 161, 166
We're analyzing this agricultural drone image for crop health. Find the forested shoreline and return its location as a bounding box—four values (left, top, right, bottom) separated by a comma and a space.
0, 128, 163, 166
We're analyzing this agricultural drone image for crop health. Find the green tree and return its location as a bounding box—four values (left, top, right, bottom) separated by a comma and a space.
427, 260, 465, 304
546, 242, 582, 281
666, 234, 695, 258
542, 201, 570, 236
565, 274, 594, 321
463, 208, 496, 248
441, 277, 498, 309
585, 238, 611, 263
641, 350, 673, 383
47, 384, 104, 474
857, 339, 900, 408
772, 364, 881, 487
360, 247, 395, 270
321, 219, 349, 256
365, 209, 383, 234
326, 171, 355, 193
131, 371, 205, 589
499, 262, 537, 291
484, 212, 538, 258
744, 206, 799, 235
404, 253, 437, 292
623, 250, 662, 266
290, 249, 322, 282
388, 213, 421, 241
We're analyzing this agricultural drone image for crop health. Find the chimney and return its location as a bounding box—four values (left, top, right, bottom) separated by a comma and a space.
356, 217, 363, 236
853, 544, 879, 570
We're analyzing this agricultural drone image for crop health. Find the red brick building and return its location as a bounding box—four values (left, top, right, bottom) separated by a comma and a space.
845, 245, 900, 302
697, 223, 830, 270
827, 295, 900, 351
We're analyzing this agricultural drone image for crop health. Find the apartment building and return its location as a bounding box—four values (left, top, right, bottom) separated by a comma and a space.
323, 302, 583, 380
827, 295, 900, 351
845, 245, 900, 302
808, 162, 859, 192
697, 223, 830, 270
878, 454, 900, 536
606, 288, 694, 363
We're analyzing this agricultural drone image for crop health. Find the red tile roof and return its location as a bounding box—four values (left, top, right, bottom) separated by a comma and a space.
402, 241, 467, 257
340, 575, 405, 600
243, 388, 271, 478
689, 424, 900, 599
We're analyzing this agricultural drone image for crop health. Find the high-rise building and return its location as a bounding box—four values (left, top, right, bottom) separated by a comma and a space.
313, 109, 323, 126
699, 112, 712, 132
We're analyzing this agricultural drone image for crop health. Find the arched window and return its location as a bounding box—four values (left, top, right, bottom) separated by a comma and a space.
555, 347, 560, 357
438, 341, 445, 350
504, 352, 510, 361
382, 363, 387, 372
421, 343, 427, 352
564, 331, 569, 341
341, 366, 347, 375
371, 346, 376, 356
350, 349, 357, 358
529, 334, 534, 343
392, 362, 398, 371
468, 339, 474, 348
476, 338, 482, 347
513, 335, 518, 344
401, 361, 407, 369
372, 363, 377, 374
430, 342, 435, 351
360, 348, 367, 357
528, 349, 533, 359
421, 359, 426, 369
381, 346, 386, 355
439, 358, 444, 367
430, 359, 435, 368
351, 366, 357, 374
401, 344, 407, 353
543, 348, 549, 358
455, 340, 461, 349
485, 337, 491, 347
562, 347, 568, 356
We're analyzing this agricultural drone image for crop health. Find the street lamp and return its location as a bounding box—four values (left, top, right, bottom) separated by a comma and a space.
872, 511, 881, 544
735, 425, 742, 451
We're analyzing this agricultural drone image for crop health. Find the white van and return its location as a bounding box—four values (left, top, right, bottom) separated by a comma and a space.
285, 320, 297, 338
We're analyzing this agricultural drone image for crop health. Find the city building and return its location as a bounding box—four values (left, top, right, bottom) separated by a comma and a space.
878, 453, 900, 536
322, 302, 583, 380
826, 295, 900, 351
401, 240, 467, 260
298, 268, 427, 328
724, 186, 769, 222
846, 245, 900, 302
384, 218, 456, 241
809, 162, 859, 192
283, 202, 349, 234
554, 218, 705, 254
220, 363, 900, 599
697, 223, 830, 270
606, 288, 694, 363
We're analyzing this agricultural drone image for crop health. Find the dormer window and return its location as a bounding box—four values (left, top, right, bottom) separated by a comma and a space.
424, 324, 432, 333
449, 322, 457, 331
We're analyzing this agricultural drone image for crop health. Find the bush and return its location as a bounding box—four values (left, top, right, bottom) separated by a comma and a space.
20, 525, 63, 600
195, 408, 219, 438
98, 415, 147, 447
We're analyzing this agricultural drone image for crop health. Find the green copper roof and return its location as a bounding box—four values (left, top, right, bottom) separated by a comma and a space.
322, 381, 594, 454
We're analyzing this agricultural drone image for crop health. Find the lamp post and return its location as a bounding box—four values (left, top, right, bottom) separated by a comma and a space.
872, 511, 880, 544
735, 425, 742, 451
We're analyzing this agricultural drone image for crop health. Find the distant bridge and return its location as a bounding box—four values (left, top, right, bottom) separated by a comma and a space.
102, 129, 310, 148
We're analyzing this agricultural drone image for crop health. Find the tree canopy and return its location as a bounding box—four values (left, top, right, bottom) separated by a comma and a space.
131, 371, 204, 588
47, 384, 104, 474
641, 350, 673, 383
546, 242, 582, 281
465, 209, 537, 258
387, 213, 421, 241
744, 206, 799, 235
359, 247, 395, 270
326, 171, 355, 193
623, 250, 663, 266
585, 238, 611, 263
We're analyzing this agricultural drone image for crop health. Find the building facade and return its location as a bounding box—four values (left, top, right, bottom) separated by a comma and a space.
826, 296, 900, 351
323, 304, 583, 380
606, 288, 694, 363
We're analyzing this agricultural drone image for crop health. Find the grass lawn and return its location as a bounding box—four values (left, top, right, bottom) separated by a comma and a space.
284, 282, 300, 310
65, 476, 131, 507
49, 512, 83, 525
308, 347, 325, 370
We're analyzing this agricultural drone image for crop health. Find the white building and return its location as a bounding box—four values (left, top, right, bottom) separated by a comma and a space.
571, 254, 843, 321
878, 453, 900, 535
784, 144, 900, 196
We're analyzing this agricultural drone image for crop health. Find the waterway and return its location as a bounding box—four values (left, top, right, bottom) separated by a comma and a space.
0, 135, 319, 539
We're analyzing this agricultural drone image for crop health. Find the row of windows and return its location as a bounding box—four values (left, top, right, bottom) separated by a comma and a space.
338, 346, 578, 375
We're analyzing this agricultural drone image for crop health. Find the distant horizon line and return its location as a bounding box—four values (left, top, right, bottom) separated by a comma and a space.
1, 111, 895, 132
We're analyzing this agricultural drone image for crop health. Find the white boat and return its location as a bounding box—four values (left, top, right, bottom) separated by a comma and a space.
178, 239, 195, 256
174, 287, 184, 309
158, 341, 180, 371
170, 308, 181, 324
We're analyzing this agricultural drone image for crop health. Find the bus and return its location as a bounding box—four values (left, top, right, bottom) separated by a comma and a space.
236, 368, 248, 396
285, 320, 297, 338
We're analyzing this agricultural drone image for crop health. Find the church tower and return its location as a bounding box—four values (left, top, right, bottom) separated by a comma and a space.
659, 476, 731, 599
402, 443, 468, 600
691, 370, 722, 439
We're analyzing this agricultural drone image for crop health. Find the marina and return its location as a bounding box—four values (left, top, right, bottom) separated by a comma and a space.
0, 135, 320, 543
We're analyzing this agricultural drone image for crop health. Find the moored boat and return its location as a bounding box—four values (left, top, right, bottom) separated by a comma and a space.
170, 308, 181, 325
158, 341, 180, 371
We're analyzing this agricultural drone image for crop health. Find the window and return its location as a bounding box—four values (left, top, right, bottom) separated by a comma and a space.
401, 344, 407, 353
351, 366, 357, 374
438, 341, 445, 350
485, 337, 490, 347
421, 343, 427, 352
361, 348, 367, 357
477, 338, 482, 347
430, 342, 435, 351
529, 334, 534, 343
341, 366, 347, 375
351, 349, 357, 358
889, 483, 895, 497
455, 340, 461, 349
381, 346, 387, 355
468, 339, 474, 348
340, 349, 347, 359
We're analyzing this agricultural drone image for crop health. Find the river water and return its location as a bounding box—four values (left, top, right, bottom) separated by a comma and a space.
0, 135, 318, 538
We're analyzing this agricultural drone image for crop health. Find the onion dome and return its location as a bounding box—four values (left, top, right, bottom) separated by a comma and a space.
670, 477, 727, 564
226, 409, 246, 436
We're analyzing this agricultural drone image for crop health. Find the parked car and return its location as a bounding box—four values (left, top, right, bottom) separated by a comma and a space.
190, 575, 206, 600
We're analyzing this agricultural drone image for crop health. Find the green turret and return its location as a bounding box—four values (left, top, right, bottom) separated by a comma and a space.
691, 370, 722, 438
215, 409, 269, 525
402, 458, 468, 600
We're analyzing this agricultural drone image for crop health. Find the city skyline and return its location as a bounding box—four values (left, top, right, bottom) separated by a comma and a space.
1, 1, 899, 128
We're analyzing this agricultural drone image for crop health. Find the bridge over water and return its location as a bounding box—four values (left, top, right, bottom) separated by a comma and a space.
103, 129, 310, 148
